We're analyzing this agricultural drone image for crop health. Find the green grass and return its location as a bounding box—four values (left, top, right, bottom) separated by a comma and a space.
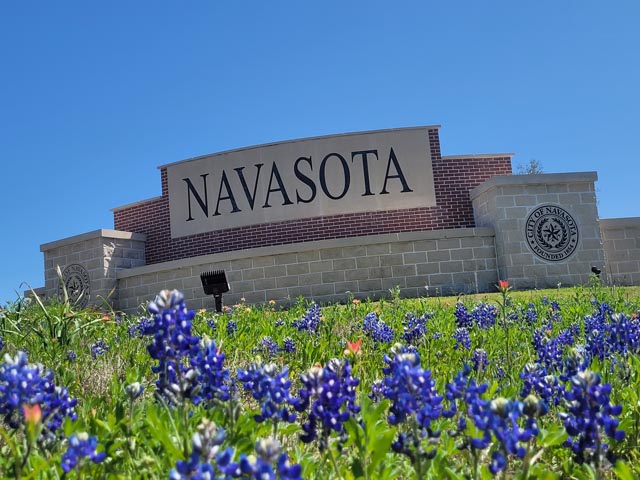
1, 281, 640, 479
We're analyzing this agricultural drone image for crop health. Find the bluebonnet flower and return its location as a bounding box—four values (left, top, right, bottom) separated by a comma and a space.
369, 380, 384, 400
61, 433, 106, 473
275, 318, 285, 327
170, 420, 232, 480
125, 382, 144, 401
453, 327, 471, 350
432, 332, 442, 340
362, 312, 394, 344
442, 364, 488, 430
444, 366, 547, 474
541, 297, 549, 306
295, 358, 360, 447
170, 422, 302, 480
520, 363, 563, 406
380, 346, 443, 429
227, 319, 238, 335
559, 369, 625, 465
255, 336, 280, 359
127, 324, 139, 338
237, 362, 297, 424
0, 351, 77, 436
282, 337, 296, 353
471, 302, 497, 329
67, 350, 77, 362
471, 349, 489, 373
485, 397, 545, 474
90, 339, 109, 359
454, 302, 473, 328
239, 438, 303, 480
556, 327, 575, 347
582, 305, 640, 364
402, 312, 431, 345
532, 328, 564, 372
144, 290, 200, 405
607, 313, 640, 355
292, 303, 321, 333
521, 304, 538, 324
207, 317, 217, 332
0, 336, 3, 351
190, 338, 231, 405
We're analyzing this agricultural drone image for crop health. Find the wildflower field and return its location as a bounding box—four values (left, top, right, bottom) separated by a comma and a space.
2, 280, 640, 479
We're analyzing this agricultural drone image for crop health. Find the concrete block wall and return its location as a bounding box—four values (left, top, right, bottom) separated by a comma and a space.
600, 218, 640, 285
471, 172, 604, 289
115, 228, 498, 313
40, 229, 146, 307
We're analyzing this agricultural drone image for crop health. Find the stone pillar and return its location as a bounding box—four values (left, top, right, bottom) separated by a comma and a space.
600, 217, 640, 285
470, 172, 603, 289
40, 229, 146, 309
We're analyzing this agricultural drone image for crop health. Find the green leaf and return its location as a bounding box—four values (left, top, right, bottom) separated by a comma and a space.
614, 460, 638, 480
540, 425, 568, 447
445, 467, 466, 480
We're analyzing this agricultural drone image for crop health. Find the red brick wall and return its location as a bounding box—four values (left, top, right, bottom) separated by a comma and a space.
113, 129, 512, 265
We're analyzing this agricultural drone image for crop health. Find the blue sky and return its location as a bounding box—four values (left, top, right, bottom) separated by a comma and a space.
1, 1, 638, 304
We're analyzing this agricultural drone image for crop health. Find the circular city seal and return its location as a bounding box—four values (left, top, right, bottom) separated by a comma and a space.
58, 264, 91, 308
525, 205, 579, 262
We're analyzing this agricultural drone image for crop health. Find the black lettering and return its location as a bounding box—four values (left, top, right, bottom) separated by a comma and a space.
380, 148, 413, 194
320, 153, 350, 200
183, 174, 209, 221
351, 149, 378, 196
263, 163, 294, 208
234, 164, 264, 210
214, 171, 241, 216
294, 156, 316, 204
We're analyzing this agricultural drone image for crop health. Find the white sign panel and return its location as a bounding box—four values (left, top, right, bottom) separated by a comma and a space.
166, 127, 436, 238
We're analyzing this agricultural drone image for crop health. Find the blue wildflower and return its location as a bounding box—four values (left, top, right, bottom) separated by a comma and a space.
363, 312, 394, 344
190, 338, 231, 405
90, 339, 109, 359
520, 363, 563, 406
295, 358, 360, 447
61, 433, 105, 473
453, 328, 471, 350
282, 337, 296, 353
559, 369, 625, 465
255, 336, 280, 359
402, 312, 430, 345
207, 317, 217, 332
144, 290, 200, 405
227, 319, 238, 335
0, 351, 77, 436
471, 349, 489, 373
471, 302, 497, 329
380, 347, 443, 428
454, 302, 473, 328
292, 303, 322, 333
237, 362, 297, 424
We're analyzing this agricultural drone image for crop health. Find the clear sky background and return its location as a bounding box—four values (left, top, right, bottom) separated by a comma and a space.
1, 1, 638, 304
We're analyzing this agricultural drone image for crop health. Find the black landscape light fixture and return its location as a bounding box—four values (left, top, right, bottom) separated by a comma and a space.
200, 270, 230, 313
591, 266, 602, 278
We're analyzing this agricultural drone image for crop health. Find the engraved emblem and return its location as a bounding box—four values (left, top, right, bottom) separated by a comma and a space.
525, 205, 579, 262
58, 264, 91, 308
